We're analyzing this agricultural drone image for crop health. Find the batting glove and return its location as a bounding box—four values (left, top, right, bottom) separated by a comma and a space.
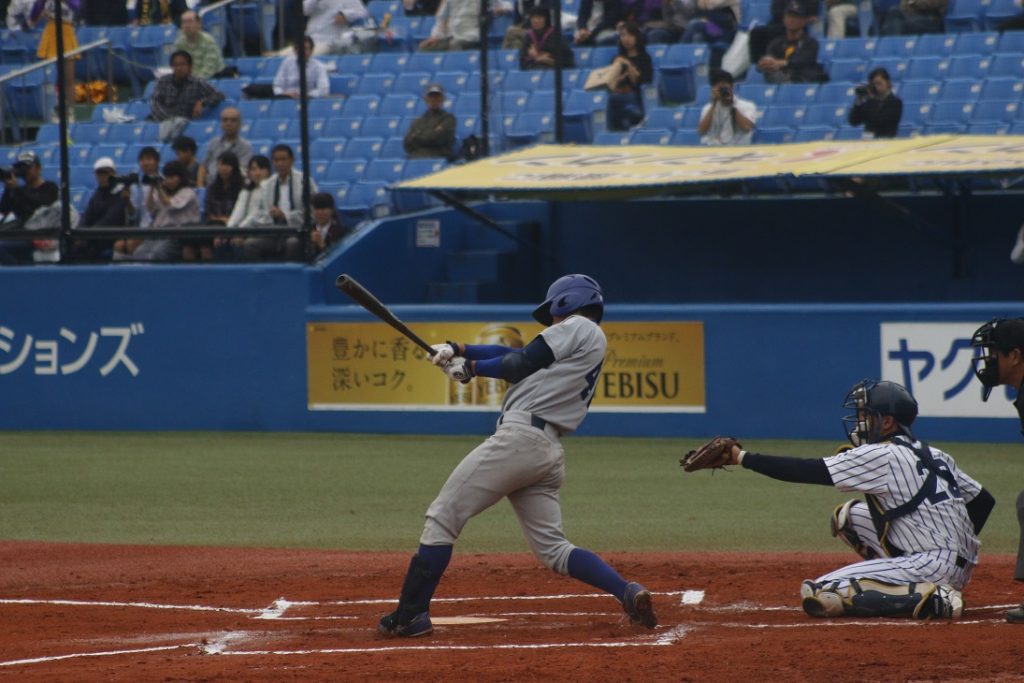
429, 341, 459, 366
443, 357, 474, 384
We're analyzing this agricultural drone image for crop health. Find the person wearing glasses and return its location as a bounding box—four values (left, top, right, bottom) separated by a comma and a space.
196, 106, 253, 188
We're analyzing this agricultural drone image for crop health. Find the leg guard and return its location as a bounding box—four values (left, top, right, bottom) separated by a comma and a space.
379, 554, 437, 637
801, 579, 963, 620
830, 500, 879, 561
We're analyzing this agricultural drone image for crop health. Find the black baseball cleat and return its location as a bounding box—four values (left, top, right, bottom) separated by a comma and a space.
622, 582, 657, 629
1006, 603, 1024, 624
378, 610, 434, 637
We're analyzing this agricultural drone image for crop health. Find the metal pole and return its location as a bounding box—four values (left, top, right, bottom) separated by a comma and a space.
552, 1, 563, 143
293, 4, 311, 261
478, 0, 490, 157
53, 0, 72, 254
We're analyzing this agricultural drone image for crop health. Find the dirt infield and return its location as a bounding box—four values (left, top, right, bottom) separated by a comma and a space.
0, 542, 1020, 682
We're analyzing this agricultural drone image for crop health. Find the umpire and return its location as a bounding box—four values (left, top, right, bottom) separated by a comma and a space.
971, 316, 1024, 623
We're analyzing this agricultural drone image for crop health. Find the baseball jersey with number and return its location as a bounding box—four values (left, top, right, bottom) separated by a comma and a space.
501, 315, 605, 432
823, 439, 981, 563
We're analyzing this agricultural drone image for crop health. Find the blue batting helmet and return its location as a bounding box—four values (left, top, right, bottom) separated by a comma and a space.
532, 274, 604, 326
841, 379, 918, 446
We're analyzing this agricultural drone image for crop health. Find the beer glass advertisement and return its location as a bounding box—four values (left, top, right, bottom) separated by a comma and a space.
306, 321, 705, 412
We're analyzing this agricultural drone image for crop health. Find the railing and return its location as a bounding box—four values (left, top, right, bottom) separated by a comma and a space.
0, 38, 112, 144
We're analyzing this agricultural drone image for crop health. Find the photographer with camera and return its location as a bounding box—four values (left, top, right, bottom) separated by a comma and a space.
67, 156, 130, 262
0, 151, 59, 264
115, 147, 162, 261
848, 67, 902, 139
698, 70, 757, 146
131, 160, 198, 262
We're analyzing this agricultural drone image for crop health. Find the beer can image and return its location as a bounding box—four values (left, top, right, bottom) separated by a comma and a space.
474, 324, 524, 406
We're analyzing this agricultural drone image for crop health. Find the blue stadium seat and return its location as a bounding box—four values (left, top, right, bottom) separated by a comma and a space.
345, 137, 385, 159
645, 108, 686, 130
125, 100, 153, 121
269, 100, 301, 119
442, 51, 480, 72
528, 90, 555, 113
408, 52, 446, 73
897, 79, 941, 102
996, 30, 1024, 53
906, 56, 950, 80
208, 78, 249, 102
565, 89, 608, 115
971, 100, 1020, 124
396, 159, 445, 211
320, 117, 365, 139
661, 43, 709, 69
980, 78, 1024, 101
308, 159, 332, 178
313, 138, 348, 160
631, 129, 673, 145
380, 137, 407, 158
948, 55, 992, 80
337, 54, 374, 73
929, 101, 975, 126
504, 70, 551, 92
900, 102, 932, 127
943, 0, 983, 32
805, 104, 849, 127
238, 99, 273, 120
341, 95, 381, 118
1012, 122, 1024, 135
393, 71, 432, 95
499, 90, 530, 111
759, 106, 807, 129
504, 113, 554, 147
955, 31, 999, 54
914, 33, 958, 56
834, 125, 868, 140
357, 72, 396, 96
327, 159, 369, 183
939, 78, 981, 102
250, 118, 292, 140
87, 144, 127, 166
793, 126, 836, 142
329, 73, 360, 96
379, 93, 420, 117
834, 37, 877, 60
433, 71, 473, 95
70, 122, 111, 144
982, 0, 1017, 27
494, 49, 520, 71
339, 181, 392, 224
453, 92, 481, 117
773, 84, 819, 106
966, 122, 1008, 135
671, 129, 701, 145
68, 165, 95, 188
680, 106, 704, 128
318, 181, 351, 208
753, 127, 794, 144
989, 54, 1024, 78
361, 116, 404, 139
827, 59, 868, 83
739, 83, 777, 106
590, 46, 620, 68
866, 57, 909, 82
816, 82, 855, 105
874, 36, 918, 57
410, 15, 435, 42
35, 124, 62, 145
368, 0, 402, 25
232, 56, 265, 78
365, 158, 406, 183
593, 130, 633, 145
107, 122, 160, 144
925, 122, 968, 134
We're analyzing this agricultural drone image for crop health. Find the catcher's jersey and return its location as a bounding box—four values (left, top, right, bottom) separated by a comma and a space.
501, 315, 605, 433
823, 439, 981, 562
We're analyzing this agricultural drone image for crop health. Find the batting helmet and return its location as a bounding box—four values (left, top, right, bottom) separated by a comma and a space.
532, 274, 604, 326
841, 379, 918, 446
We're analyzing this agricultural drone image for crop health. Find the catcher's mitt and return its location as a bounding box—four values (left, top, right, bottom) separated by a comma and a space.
679, 436, 741, 472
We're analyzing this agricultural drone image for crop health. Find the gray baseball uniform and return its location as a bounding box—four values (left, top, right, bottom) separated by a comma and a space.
419, 315, 606, 575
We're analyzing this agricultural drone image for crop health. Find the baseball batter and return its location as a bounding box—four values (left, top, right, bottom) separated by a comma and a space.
683, 379, 995, 619
378, 274, 658, 637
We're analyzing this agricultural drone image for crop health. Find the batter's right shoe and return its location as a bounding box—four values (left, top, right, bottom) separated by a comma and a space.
622, 582, 657, 628
378, 610, 434, 637
1005, 603, 1024, 623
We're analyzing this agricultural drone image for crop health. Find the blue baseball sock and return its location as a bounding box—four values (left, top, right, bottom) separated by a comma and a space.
567, 548, 628, 601
417, 543, 453, 605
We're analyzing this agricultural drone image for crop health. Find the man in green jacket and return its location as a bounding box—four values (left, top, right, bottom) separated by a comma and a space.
403, 84, 457, 160
173, 11, 226, 80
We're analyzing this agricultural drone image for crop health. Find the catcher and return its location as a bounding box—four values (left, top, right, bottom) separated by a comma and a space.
681, 379, 995, 620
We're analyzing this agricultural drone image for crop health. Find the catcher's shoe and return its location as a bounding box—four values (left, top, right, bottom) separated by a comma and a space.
1006, 603, 1024, 624
914, 585, 963, 620
378, 610, 434, 638
622, 582, 657, 628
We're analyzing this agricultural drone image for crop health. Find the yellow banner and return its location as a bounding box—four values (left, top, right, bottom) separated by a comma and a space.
307, 321, 705, 413
833, 136, 1024, 175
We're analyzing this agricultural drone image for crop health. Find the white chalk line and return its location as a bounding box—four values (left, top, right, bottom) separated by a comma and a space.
209, 640, 674, 656
0, 598, 260, 615
255, 598, 293, 620
0, 644, 197, 668
281, 589, 695, 608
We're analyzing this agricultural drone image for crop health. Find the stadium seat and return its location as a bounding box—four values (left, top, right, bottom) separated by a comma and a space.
107, 122, 159, 144
528, 90, 556, 113
827, 59, 868, 83
943, 0, 983, 32
906, 56, 950, 81
442, 51, 480, 72
393, 71, 432, 95
833, 126, 868, 140
980, 78, 1024, 102
308, 99, 345, 120
329, 72, 360, 97
327, 159, 369, 183
816, 82, 855, 105
318, 181, 350, 208
966, 122, 1008, 135
739, 83, 777, 106
331, 55, 372, 74
897, 79, 941, 102
955, 31, 999, 55
250, 118, 292, 140
874, 36, 918, 57
236, 100, 271, 121
341, 95, 381, 118
314, 138, 348, 160
989, 54, 1024, 78
498, 90, 529, 112
504, 113, 554, 147
793, 126, 836, 142
593, 130, 633, 145
939, 78, 981, 102
35, 124, 62, 145
645, 108, 686, 130
371, 51, 409, 74
774, 84, 819, 106
408, 52, 446, 73
357, 72, 396, 96
834, 37, 877, 60
753, 127, 794, 143
631, 129, 673, 145
360, 116, 404, 139
971, 100, 1019, 124
671, 129, 701, 145
365, 158, 406, 183
996, 30, 1024, 53
403, 158, 446, 180
453, 92, 481, 117
339, 181, 391, 224
924, 122, 967, 134
69, 165, 95, 188
87, 144, 127, 166
504, 70, 551, 93
320, 117, 364, 140
929, 101, 975, 126
759, 106, 807, 129
680, 106, 704, 128
914, 33, 958, 56
432, 71, 472, 96
232, 56, 265, 78
948, 55, 992, 80
869, 57, 910, 81
380, 137, 406, 158
805, 104, 849, 127
345, 137, 385, 159
660, 44, 710, 70
379, 93, 420, 117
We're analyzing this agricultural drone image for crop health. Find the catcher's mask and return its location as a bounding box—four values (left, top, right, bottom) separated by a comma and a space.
842, 379, 918, 446
970, 317, 1024, 401
532, 274, 604, 326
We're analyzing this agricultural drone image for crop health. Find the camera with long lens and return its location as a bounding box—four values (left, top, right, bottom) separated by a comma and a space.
854, 84, 873, 97
717, 85, 733, 102
111, 172, 139, 186
0, 164, 28, 182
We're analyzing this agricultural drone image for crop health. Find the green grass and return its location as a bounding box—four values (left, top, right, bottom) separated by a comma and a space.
0, 432, 1019, 554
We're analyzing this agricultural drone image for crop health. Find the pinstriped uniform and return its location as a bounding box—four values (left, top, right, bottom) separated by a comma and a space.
818, 439, 982, 591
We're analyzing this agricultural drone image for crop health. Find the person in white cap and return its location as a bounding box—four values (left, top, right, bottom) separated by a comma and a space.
403, 83, 456, 159
69, 156, 130, 261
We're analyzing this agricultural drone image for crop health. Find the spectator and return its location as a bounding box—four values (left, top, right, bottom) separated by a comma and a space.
309, 191, 348, 257
574, 0, 623, 45
183, 150, 241, 262
0, 151, 58, 264
116, 146, 161, 260
171, 135, 200, 186
130, 0, 187, 25
681, 0, 740, 46
605, 21, 653, 132
29, 0, 80, 123
697, 69, 756, 145
645, 0, 693, 44
303, 0, 370, 55
197, 106, 252, 188
132, 160, 198, 262
498, 0, 550, 51
825, 0, 857, 37
172, 10, 226, 80
6, 0, 34, 29
150, 50, 225, 143
748, 0, 815, 65
403, 83, 456, 159
419, 0, 481, 51
80, 0, 128, 25
848, 67, 902, 138
619, 0, 663, 30
242, 144, 317, 261
273, 36, 332, 99
1011, 223, 1024, 265
881, 0, 947, 34
756, 1, 823, 84
70, 156, 129, 261
519, 6, 575, 70
220, 154, 270, 259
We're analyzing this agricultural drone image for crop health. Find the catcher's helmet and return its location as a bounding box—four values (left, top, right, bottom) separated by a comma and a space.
970, 317, 1024, 401
532, 274, 604, 326
841, 379, 918, 446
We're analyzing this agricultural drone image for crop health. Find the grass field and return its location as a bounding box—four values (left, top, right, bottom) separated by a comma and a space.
0, 432, 1020, 554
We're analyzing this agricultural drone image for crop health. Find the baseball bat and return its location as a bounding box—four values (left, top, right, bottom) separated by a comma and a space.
334, 274, 436, 356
